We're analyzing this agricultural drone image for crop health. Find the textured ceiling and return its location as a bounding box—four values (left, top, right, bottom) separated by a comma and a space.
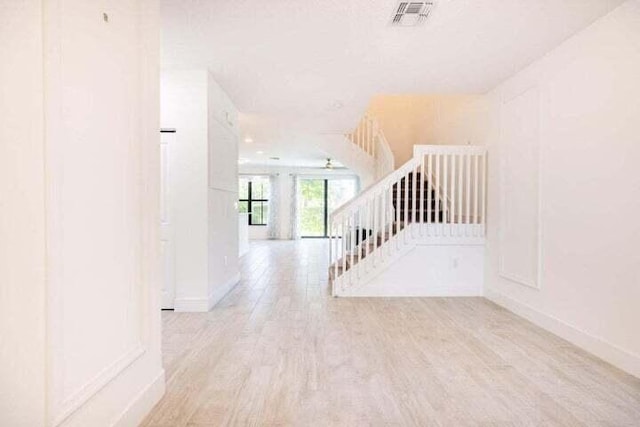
161, 0, 624, 165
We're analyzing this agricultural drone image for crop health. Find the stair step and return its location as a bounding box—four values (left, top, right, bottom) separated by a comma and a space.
394, 209, 442, 215
329, 220, 409, 278
392, 197, 437, 203
392, 178, 429, 188
394, 205, 442, 209
392, 187, 435, 194
392, 198, 436, 204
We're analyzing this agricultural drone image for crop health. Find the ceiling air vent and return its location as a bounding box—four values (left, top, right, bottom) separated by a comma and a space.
390, 1, 434, 27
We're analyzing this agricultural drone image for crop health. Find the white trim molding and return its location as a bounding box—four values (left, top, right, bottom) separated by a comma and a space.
497, 86, 543, 290
208, 272, 241, 310
486, 289, 640, 379
173, 296, 211, 313
173, 273, 240, 312
112, 369, 165, 427
52, 345, 145, 426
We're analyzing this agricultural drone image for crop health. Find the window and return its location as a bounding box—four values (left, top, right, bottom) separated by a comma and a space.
239, 176, 270, 226
299, 178, 357, 237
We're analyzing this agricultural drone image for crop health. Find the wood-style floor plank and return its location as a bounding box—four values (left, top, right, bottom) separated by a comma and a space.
143, 240, 640, 426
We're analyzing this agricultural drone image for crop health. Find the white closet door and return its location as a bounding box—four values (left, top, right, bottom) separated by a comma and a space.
160, 132, 176, 309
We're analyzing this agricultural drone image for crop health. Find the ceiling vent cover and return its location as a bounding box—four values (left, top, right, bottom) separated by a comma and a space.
390, 1, 434, 26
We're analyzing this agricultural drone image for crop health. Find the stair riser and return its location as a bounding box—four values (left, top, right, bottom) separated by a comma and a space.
393, 204, 439, 211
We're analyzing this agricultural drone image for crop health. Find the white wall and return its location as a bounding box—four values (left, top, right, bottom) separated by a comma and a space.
346, 244, 485, 297
161, 70, 240, 312
1, 1, 165, 426
161, 70, 210, 309
206, 73, 240, 306
484, 0, 640, 378
368, 95, 489, 165
0, 2, 46, 425
238, 213, 250, 256
47, 1, 164, 425
248, 225, 271, 240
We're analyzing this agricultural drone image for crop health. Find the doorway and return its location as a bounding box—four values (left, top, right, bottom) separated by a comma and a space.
299, 178, 357, 238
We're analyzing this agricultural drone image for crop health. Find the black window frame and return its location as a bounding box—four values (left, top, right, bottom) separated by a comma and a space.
300, 179, 330, 238
299, 177, 358, 238
239, 178, 269, 226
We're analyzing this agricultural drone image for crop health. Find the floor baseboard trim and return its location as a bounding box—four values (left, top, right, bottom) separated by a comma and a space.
208, 272, 241, 310
174, 273, 241, 312
112, 369, 165, 427
173, 297, 210, 312
485, 288, 640, 379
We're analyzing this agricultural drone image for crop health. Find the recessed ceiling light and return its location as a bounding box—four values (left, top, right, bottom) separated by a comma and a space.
238, 158, 250, 165
327, 100, 344, 111
256, 150, 264, 154
244, 137, 254, 143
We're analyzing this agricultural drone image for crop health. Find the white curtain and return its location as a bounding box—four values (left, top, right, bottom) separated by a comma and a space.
268, 174, 280, 239
290, 174, 300, 240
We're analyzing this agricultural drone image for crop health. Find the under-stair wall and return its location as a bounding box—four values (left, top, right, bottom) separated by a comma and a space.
329, 144, 487, 297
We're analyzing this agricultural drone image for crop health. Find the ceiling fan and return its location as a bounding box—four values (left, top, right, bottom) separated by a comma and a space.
324, 158, 334, 171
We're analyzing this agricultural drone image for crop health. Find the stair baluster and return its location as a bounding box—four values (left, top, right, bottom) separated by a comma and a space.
329, 145, 488, 295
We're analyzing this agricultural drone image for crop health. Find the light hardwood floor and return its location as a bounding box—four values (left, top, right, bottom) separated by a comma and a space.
143, 240, 640, 426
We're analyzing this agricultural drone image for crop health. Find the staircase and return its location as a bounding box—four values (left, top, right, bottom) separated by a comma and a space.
392, 171, 444, 223
345, 114, 395, 183
315, 115, 395, 188
329, 145, 488, 296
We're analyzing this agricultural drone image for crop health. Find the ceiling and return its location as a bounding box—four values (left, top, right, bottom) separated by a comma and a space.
161, 0, 623, 166
238, 143, 345, 169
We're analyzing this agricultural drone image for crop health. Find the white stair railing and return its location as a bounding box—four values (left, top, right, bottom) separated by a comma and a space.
346, 114, 377, 156
413, 145, 487, 229
329, 144, 487, 295
346, 114, 395, 180
374, 130, 395, 180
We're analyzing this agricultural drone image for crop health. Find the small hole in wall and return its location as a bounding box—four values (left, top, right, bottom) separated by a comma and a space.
103, 12, 109, 23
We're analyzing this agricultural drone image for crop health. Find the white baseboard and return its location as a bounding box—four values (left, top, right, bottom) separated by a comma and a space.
112, 369, 165, 427
173, 296, 210, 312
341, 288, 483, 297
485, 288, 640, 379
208, 272, 240, 310
174, 273, 240, 312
